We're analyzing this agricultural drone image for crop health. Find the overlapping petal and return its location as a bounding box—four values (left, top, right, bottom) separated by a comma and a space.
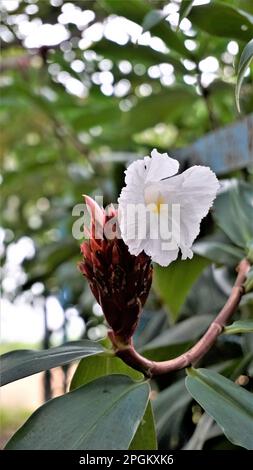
118, 150, 219, 267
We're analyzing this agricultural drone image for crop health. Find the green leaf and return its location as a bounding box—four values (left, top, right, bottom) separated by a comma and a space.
5, 375, 150, 450
70, 354, 156, 450
179, 0, 195, 24
189, 2, 253, 42
186, 368, 253, 450
70, 354, 143, 391
213, 179, 253, 249
142, 10, 167, 33
129, 401, 157, 450
141, 315, 213, 361
245, 267, 253, 293
193, 232, 245, 266
223, 320, 253, 335
153, 255, 210, 321
0, 341, 104, 386
236, 39, 253, 111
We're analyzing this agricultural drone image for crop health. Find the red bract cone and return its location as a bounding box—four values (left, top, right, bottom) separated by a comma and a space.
78, 196, 153, 345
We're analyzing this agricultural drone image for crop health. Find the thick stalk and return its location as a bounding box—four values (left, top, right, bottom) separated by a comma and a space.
112, 259, 250, 377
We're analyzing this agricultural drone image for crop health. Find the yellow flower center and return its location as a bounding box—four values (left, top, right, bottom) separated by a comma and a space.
152, 195, 165, 214
144, 186, 165, 214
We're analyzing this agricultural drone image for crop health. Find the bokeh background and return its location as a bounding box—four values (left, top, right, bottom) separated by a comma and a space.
1, 0, 253, 449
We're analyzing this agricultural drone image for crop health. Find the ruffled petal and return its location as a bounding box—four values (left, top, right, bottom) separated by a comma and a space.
118, 150, 219, 267
124, 158, 146, 187
159, 165, 220, 259
144, 148, 179, 183
143, 239, 179, 266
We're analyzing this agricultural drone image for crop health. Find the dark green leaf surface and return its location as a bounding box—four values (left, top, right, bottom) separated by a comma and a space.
1, 341, 103, 386
186, 368, 253, 449
6, 375, 150, 450
70, 353, 156, 449
70, 354, 143, 390
154, 255, 210, 320
189, 2, 253, 41
129, 401, 157, 450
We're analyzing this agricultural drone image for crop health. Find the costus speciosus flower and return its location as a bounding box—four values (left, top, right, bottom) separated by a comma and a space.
118, 149, 219, 266
79, 196, 153, 344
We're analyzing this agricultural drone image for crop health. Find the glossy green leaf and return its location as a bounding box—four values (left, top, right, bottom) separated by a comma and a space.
223, 320, 253, 335
70, 353, 156, 449
0, 341, 104, 386
186, 368, 253, 450
6, 375, 150, 450
70, 354, 143, 391
236, 39, 253, 111
213, 180, 253, 249
129, 402, 157, 450
189, 2, 253, 41
153, 255, 210, 321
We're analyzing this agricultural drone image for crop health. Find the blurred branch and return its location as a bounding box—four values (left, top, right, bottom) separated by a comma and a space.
196, 64, 218, 130
112, 258, 251, 377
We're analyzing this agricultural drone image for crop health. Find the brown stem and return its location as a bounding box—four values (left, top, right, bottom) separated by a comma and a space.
113, 259, 250, 377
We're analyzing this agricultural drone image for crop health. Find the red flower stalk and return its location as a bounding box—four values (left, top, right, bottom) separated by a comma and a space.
78, 196, 153, 345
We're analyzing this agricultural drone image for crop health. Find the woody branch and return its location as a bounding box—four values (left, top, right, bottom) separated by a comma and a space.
112, 258, 250, 377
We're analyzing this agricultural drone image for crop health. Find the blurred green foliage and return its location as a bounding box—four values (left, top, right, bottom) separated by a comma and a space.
1, 0, 253, 451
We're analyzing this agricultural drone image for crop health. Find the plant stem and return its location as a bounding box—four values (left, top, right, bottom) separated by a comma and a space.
112, 259, 250, 377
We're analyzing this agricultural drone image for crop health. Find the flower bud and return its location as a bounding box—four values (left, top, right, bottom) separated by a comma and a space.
79, 196, 153, 344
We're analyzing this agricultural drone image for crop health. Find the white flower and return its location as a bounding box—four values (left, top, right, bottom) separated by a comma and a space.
118, 149, 219, 266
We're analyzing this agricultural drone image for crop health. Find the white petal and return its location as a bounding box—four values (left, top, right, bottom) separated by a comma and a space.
118, 202, 147, 256
144, 148, 179, 183
124, 158, 146, 187
118, 151, 219, 267
160, 165, 219, 258
144, 239, 179, 266
181, 246, 193, 260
